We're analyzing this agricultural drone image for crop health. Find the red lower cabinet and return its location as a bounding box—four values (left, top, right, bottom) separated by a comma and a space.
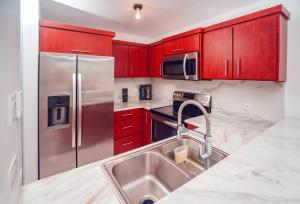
114, 108, 152, 155
114, 109, 143, 155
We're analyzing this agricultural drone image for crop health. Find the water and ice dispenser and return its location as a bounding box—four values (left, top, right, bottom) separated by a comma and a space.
47, 95, 70, 127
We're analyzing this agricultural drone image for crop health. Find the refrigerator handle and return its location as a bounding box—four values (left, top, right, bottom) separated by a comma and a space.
77, 74, 82, 147
72, 74, 76, 148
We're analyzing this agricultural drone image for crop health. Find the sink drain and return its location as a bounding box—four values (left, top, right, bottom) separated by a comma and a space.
140, 196, 156, 204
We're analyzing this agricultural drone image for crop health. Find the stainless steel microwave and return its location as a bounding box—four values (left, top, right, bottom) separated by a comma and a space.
162, 52, 199, 80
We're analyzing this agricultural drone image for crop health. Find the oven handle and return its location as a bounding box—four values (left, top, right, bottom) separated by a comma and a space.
183, 54, 188, 80
151, 114, 178, 129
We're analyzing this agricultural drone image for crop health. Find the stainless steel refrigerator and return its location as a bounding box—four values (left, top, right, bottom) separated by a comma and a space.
39, 52, 114, 179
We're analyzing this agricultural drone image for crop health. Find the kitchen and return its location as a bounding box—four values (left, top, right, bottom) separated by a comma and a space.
1, 0, 300, 204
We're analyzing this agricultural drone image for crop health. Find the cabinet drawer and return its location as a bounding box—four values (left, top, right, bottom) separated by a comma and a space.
114, 109, 142, 121
114, 134, 141, 155
163, 34, 200, 56
114, 119, 141, 139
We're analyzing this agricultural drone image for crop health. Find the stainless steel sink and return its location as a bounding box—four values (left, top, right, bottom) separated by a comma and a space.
108, 152, 190, 204
102, 135, 228, 204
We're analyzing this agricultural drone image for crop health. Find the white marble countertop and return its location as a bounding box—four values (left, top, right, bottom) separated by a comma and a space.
114, 99, 172, 112
185, 109, 274, 154
156, 117, 300, 204
20, 117, 300, 204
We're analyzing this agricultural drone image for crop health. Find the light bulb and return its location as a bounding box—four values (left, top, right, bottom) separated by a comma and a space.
135, 8, 141, 19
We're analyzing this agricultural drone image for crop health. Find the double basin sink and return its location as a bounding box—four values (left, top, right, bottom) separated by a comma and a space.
102, 135, 228, 204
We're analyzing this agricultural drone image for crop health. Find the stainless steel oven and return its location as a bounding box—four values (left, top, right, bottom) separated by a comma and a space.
162, 52, 199, 80
151, 113, 177, 142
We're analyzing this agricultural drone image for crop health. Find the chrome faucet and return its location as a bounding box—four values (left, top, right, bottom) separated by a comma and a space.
177, 100, 212, 160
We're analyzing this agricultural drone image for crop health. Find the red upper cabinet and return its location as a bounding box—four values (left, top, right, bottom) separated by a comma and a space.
203, 27, 233, 79
112, 43, 129, 78
233, 15, 278, 80
202, 6, 289, 81
129, 46, 148, 77
148, 44, 162, 78
163, 34, 200, 56
39, 20, 115, 56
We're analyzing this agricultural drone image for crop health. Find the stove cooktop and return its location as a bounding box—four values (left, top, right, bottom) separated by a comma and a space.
150, 105, 192, 122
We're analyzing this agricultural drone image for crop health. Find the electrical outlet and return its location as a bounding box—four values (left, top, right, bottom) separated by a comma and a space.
8, 155, 18, 189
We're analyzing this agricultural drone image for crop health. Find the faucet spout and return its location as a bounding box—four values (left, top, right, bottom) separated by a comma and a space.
177, 100, 212, 160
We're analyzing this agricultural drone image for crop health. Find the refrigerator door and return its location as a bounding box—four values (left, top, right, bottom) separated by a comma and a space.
39, 52, 77, 178
77, 55, 114, 166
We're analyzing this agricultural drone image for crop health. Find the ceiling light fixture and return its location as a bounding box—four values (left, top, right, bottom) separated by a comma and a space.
133, 4, 143, 19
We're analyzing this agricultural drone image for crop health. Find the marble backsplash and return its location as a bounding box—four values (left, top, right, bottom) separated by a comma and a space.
152, 78, 285, 122
114, 78, 285, 123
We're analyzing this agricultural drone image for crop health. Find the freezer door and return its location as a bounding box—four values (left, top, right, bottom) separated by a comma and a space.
77, 55, 114, 166
39, 52, 77, 178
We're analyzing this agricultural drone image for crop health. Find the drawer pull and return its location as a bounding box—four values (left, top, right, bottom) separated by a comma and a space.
122, 125, 133, 130
172, 48, 184, 52
224, 59, 228, 77
121, 113, 133, 117
70, 50, 91, 53
122, 141, 133, 146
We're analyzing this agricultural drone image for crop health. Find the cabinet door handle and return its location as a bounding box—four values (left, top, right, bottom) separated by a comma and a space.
145, 112, 147, 124
121, 113, 133, 117
70, 50, 91, 53
124, 64, 127, 76
122, 141, 133, 146
122, 125, 133, 130
224, 59, 228, 78
130, 65, 133, 76
172, 48, 184, 52
236, 58, 241, 77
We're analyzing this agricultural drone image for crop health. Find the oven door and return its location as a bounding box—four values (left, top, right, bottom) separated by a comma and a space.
162, 52, 198, 80
151, 113, 178, 142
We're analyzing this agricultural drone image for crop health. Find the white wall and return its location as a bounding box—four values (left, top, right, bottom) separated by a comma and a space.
0, 0, 23, 203
21, 0, 39, 184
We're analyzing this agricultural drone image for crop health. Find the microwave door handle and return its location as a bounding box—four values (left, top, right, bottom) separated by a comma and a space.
183, 54, 188, 79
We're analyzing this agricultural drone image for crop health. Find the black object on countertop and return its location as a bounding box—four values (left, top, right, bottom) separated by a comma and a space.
139, 84, 152, 100
122, 88, 128, 102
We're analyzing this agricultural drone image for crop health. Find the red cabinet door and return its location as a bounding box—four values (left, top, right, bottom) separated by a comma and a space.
129, 46, 148, 77
163, 34, 200, 56
112, 44, 129, 78
40, 27, 112, 56
74, 31, 112, 56
233, 15, 277, 80
148, 44, 162, 78
203, 27, 233, 79
40, 27, 76, 53
142, 109, 151, 146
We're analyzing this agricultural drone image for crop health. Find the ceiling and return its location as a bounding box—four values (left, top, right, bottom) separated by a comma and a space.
40, 0, 263, 40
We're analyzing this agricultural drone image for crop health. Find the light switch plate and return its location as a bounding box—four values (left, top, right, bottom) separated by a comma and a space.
8, 90, 22, 126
